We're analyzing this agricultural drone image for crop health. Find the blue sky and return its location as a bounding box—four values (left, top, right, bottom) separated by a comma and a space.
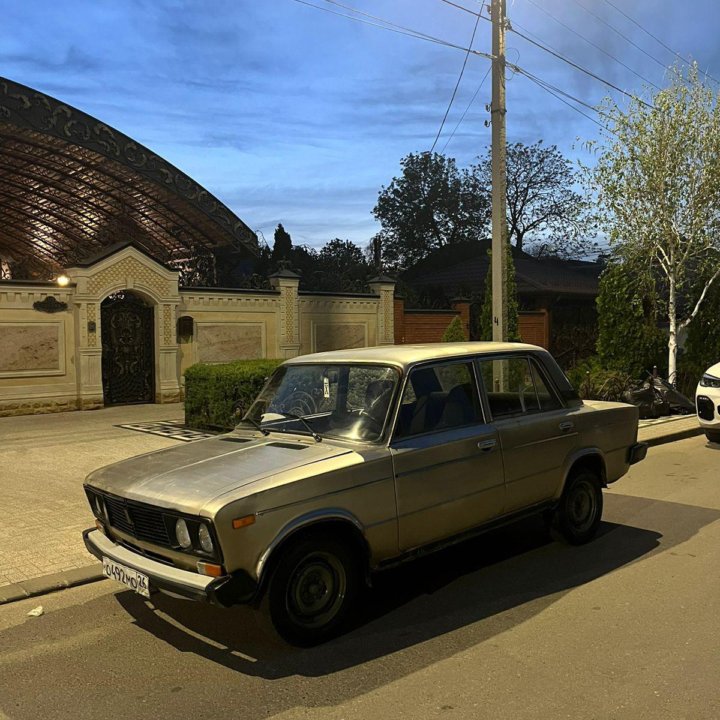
1, 0, 718, 251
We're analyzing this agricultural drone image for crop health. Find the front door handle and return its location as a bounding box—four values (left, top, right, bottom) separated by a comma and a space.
559, 421, 575, 432
478, 439, 497, 452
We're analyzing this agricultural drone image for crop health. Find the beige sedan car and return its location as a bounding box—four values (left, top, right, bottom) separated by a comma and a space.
83, 342, 646, 645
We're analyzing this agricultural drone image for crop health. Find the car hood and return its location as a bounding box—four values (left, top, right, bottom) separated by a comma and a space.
85, 433, 355, 514
704, 362, 720, 380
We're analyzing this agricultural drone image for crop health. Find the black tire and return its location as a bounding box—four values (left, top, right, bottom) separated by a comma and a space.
705, 430, 720, 444
262, 533, 360, 647
551, 470, 603, 545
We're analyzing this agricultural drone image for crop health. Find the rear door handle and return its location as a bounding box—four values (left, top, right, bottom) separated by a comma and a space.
559, 421, 574, 432
477, 439, 497, 452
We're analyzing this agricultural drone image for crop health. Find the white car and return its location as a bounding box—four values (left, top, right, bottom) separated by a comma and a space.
696, 362, 720, 443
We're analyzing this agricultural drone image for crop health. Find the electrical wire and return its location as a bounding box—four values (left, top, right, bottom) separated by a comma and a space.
438, 0, 655, 109
521, 0, 660, 90
440, 64, 492, 153
509, 26, 655, 109
569, 0, 669, 72
292, 0, 496, 60
601, 0, 720, 86
430, 12, 482, 152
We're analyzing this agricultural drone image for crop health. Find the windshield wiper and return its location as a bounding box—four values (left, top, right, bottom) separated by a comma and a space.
274, 412, 322, 442
239, 417, 269, 436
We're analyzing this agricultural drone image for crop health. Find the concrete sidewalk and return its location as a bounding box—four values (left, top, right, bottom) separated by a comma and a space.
0, 406, 705, 604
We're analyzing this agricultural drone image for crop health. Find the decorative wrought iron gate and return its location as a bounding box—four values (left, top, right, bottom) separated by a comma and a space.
101, 291, 154, 405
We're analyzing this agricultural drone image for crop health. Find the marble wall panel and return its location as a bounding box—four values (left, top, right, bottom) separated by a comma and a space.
197, 324, 263, 362
0, 324, 61, 374
314, 323, 366, 352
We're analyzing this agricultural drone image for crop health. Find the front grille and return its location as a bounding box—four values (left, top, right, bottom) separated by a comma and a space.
101, 494, 170, 546
697, 395, 714, 422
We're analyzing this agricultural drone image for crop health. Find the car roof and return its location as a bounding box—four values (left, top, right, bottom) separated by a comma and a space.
283, 342, 545, 370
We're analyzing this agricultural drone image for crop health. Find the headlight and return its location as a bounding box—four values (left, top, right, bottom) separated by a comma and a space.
700, 374, 720, 388
198, 523, 214, 554
175, 518, 192, 549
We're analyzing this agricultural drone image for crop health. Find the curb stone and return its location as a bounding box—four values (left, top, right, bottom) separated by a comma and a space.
0, 564, 105, 605
643, 425, 704, 448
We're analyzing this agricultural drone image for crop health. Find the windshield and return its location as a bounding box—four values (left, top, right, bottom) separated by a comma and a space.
243, 363, 399, 442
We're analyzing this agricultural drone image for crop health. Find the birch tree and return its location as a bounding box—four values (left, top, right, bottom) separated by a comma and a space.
587, 64, 720, 383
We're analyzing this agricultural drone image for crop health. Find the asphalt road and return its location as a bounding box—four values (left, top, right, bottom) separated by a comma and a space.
1, 435, 719, 720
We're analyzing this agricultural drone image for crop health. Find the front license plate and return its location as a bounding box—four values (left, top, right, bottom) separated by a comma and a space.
102, 557, 150, 598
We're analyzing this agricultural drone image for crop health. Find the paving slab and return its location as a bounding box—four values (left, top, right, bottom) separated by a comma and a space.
0, 404, 185, 592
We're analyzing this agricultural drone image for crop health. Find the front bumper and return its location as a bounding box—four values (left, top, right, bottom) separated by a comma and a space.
696, 389, 720, 428
83, 528, 257, 606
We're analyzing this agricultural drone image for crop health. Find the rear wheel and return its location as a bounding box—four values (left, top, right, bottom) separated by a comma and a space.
704, 429, 720, 443
551, 470, 603, 545
262, 533, 360, 646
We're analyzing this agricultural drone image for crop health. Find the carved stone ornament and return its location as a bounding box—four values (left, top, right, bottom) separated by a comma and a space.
33, 296, 68, 313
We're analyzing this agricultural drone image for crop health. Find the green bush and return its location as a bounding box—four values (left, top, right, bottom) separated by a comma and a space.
596, 261, 665, 378
184, 359, 283, 430
678, 278, 720, 396
442, 315, 467, 342
566, 356, 634, 402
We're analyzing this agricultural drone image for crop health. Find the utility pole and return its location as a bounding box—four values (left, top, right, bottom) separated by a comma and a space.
490, 0, 508, 343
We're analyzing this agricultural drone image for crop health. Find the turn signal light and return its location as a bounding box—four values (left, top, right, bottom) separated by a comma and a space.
197, 561, 224, 577
232, 515, 256, 530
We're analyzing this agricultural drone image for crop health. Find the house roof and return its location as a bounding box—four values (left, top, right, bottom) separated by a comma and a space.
0, 77, 258, 278
406, 240, 601, 297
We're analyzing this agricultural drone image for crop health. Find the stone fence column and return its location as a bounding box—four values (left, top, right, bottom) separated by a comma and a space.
269, 268, 301, 358
368, 275, 396, 346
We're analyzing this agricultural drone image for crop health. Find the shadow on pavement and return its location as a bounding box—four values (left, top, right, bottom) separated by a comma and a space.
115, 491, 720, 689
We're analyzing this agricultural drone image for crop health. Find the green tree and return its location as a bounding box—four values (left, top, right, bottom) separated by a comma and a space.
442, 315, 467, 342
586, 64, 720, 383
271, 223, 293, 267
474, 141, 596, 257
478, 245, 520, 341
314, 239, 370, 292
373, 152, 489, 270
596, 260, 665, 379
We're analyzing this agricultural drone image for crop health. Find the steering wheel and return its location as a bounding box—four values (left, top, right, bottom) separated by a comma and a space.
359, 389, 392, 432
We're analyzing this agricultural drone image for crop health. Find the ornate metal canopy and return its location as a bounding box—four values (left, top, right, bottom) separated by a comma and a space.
0, 77, 257, 279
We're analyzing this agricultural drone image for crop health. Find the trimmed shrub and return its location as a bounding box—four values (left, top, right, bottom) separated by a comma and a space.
184, 359, 283, 430
442, 315, 467, 342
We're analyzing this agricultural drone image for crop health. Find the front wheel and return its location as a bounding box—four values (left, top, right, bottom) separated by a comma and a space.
705, 429, 720, 444
551, 471, 603, 545
262, 534, 359, 646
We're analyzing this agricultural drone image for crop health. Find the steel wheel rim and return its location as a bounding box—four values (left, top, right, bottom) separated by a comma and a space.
568, 479, 597, 533
286, 551, 347, 629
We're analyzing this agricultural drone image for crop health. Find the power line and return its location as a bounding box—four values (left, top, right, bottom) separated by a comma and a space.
600, 0, 720, 86
509, 26, 655, 109
514, 66, 607, 129
430, 12, 482, 152
569, 0, 669, 72
292, 0, 495, 60
521, 0, 660, 90
294, 0, 638, 139
441, 64, 491, 153
526, 76, 604, 129
438, 0, 655, 109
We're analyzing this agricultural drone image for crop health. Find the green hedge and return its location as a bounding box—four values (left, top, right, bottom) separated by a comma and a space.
184, 359, 283, 431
